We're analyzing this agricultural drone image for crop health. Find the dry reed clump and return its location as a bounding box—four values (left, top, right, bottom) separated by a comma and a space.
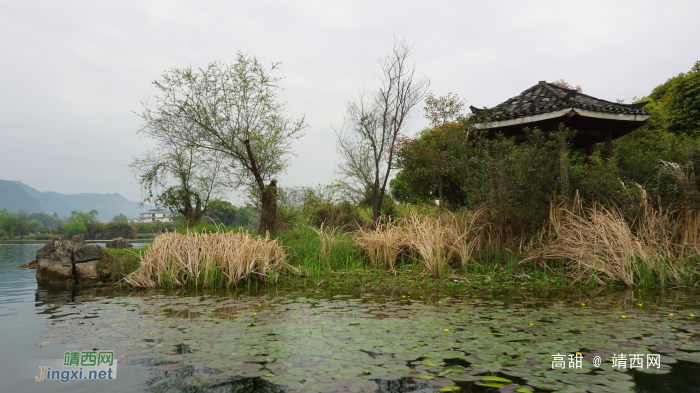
524, 193, 699, 286
123, 229, 286, 288
353, 210, 487, 276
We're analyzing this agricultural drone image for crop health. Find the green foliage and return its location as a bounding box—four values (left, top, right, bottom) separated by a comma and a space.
666, 62, 700, 137
107, 221, 136, 239
112, 213, 128, 223
652, 148, 700, 211
63, 222, 88, 238
27, 212, 60, 229
86, 222, 107, 240
202, 199, 256, 227
643, 61, 700, 137
99, 248, 143, 283
140, 55, 307, 233
69, 210, 98, 225
14, 211, 40, 239
395, 120, 472, 209
396, 124, 573, 236
0, 209, 18, 238
615, 127, 700, 186
134, 221, 176, 234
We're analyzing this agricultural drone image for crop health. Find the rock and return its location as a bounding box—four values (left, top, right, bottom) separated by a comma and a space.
70, 234, 87, 247
75, 261, 99, 285
106, 237, 133, 249
17, 264, 28, 268
36, 236, 76, 285
73, 244, 104, 263
28, 260, 38, 269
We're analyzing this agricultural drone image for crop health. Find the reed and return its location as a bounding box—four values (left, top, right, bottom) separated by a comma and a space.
123, 228, 286, 288
353, 210, 487, 277
524, 193, 700, 287
311, 223, 340, 263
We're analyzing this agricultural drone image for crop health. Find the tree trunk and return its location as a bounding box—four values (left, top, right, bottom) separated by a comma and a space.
438, 175, 443, 209
259, 180, 277, 234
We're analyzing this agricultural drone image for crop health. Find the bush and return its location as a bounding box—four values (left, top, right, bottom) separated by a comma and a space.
107, 221, 136, 239
86, 222, 108, 240
63, 222, 88, 238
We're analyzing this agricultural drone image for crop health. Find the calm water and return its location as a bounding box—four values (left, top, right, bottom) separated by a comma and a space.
2, 243, 700, 393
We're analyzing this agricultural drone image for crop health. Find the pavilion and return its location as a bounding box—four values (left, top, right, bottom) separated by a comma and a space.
470, 81, 651, 157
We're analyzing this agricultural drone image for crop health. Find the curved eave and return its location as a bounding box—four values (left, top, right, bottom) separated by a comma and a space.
474, 108, 650, 129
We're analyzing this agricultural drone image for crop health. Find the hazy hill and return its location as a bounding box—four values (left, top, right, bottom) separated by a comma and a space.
0, 180, 44, 213
0, 180, 148, 221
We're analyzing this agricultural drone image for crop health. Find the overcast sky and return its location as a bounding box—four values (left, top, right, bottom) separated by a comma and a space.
1, 0, 698, 203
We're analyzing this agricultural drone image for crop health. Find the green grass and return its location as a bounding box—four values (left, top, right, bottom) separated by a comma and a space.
106, 222, 700, 291
96, 248, 145, 284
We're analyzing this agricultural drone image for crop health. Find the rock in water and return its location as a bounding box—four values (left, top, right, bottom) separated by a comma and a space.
75, 261, 99, 285
106, 237, 133, 249
36, 236, 76, 287
70, 234, 87, 247
73, 244, 104, 263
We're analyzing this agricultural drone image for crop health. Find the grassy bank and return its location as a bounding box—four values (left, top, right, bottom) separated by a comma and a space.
106, 198, 700, 291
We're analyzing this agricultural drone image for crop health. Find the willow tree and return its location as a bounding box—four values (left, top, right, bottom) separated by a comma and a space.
138, 54, 306, 233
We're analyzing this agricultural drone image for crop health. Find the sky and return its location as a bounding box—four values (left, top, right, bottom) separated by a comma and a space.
1, 0, 698, 203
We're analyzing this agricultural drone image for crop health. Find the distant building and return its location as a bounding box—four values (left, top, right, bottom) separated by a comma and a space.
136, 208, 173, 223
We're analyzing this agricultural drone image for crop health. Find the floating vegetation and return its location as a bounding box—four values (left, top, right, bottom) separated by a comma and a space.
38, 288, 700, 392
123, 230, 287, 288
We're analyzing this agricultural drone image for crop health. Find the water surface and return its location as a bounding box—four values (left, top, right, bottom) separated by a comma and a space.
3, 243, 700, 392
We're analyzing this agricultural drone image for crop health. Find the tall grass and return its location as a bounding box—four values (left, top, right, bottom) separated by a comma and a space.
354, 210, 487, 277
524, 193, 700, 287
275, 226, 363, 277
123, 228, 287, 288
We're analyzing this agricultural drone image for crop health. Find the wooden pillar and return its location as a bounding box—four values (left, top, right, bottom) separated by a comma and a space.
585, 144, 592, 157
605, 131, 614, 159
560, 136, 568, 196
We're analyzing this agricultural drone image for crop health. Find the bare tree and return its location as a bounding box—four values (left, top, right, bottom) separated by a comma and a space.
335, 38, 430, 221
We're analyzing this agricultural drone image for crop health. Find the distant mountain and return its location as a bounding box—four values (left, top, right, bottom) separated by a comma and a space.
0, 180, 149, 221
0, 180, 44, 213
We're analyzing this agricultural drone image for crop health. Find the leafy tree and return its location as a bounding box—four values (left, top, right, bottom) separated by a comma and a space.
0, 209, 18, 238
204, 200, 237, 226
335, 38, 430, 222
138, 54, 307, 233
665, 61, 700, 137
86, 222, 108, 240
395, 119, 472, 209
63, 210, 98, 238
63, 222, 88, 238
107, 221, 136, 239
112, 213, 129, 223
15, 211, 40, 239
27, 212, 60, 229
131, 123, 229, 226
423, 92, 466, 127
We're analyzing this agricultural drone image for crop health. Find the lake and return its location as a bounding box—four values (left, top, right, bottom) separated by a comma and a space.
2, 242, 700, 392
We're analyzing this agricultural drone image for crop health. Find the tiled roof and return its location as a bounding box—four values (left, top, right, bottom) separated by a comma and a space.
470, 81, 648, 121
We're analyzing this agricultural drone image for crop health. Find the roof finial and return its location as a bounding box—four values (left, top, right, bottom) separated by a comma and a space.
538, 80, 547, 85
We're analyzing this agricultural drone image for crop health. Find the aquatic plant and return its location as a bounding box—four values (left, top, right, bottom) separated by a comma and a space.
525, 193, 700, 287
123, 228, 287, 288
